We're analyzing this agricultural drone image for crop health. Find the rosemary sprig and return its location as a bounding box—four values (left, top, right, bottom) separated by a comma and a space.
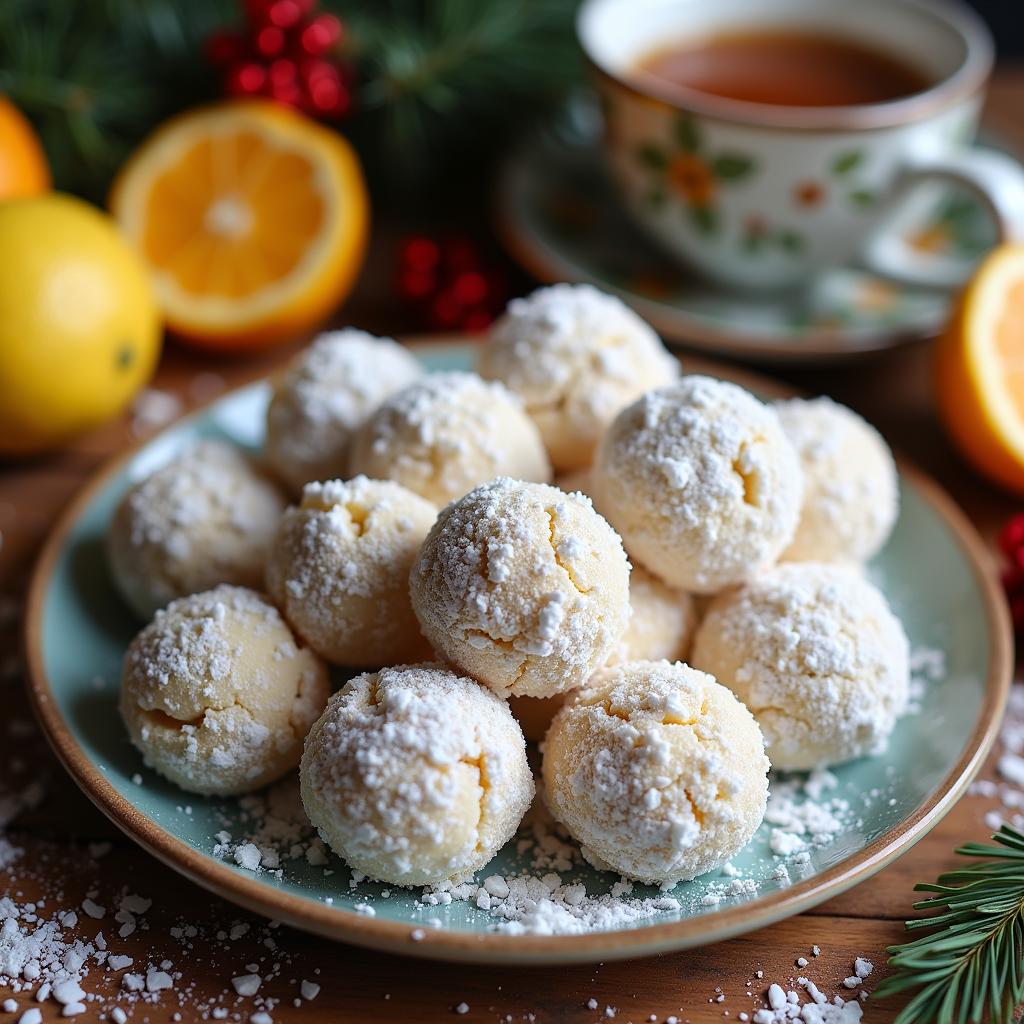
874, 825, 1024, 1024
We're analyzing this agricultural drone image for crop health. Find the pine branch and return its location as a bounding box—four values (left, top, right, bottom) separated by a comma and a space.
874, 825, 1024, 1024
0, 0, 231, 199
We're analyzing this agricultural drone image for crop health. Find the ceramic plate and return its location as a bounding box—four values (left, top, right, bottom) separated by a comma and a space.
25, 343, 1011, 964
496, 100, 1001, 362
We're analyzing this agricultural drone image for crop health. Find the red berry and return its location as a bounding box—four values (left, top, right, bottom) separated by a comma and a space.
452, 270, 488, 306
255, 25, 287, 58
400, 237, 441, 273
267, 0, 307, 29
462, 309, 494, 332
300, 14, 344, 55
1000, 514, 1024, 560
206, 30, 246, 67
268, 58, 298, 86
226, 61, 267, 96
431, 290, 464, 329
398, 269, 437, 300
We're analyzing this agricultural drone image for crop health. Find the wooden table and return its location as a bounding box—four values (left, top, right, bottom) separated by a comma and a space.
2, 70, 1023, 1024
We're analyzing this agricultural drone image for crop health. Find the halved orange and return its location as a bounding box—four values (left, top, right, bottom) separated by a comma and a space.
935, 244, 1024, 495
110, 100, 368, 352
0, 97, 51, 199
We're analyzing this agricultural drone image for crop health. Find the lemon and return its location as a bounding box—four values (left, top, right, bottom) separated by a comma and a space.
0, 194, 162, 456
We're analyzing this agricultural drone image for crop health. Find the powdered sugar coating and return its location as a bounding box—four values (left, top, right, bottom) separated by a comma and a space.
691, 563, 909, 770
265, 330, 422, 494
108, 441, 286, 619
348, 372, 552, 506
509, 568, 696, 743
299, 663, 534, 886
774, 397, 898, 564
120, 585, 330, 795
266, 476, 437, 666
594, 376, 803, 593
480, 284, 679, 472
608, 568, 697, 666
410, 478, 631, 698
543, 660, 769, 885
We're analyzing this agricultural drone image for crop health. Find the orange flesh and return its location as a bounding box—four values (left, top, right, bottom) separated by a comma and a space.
140, 131, 325, 299
996, 279, 1024, 414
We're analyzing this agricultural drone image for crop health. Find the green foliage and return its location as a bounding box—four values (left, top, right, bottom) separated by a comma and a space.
0, 0, 231, 199
874, 825, 1024, 1024
0, 0, 580, 203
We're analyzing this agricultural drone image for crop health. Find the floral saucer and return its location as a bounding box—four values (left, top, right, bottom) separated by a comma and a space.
496, 100, 998, 362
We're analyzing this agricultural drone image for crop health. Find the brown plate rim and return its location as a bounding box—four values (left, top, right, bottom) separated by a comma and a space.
22, 342, 1013, 964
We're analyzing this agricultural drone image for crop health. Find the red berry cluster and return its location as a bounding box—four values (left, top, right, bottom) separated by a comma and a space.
999, 513, 1024, 632
396, 236, 509, 333
206, 0, 352, 118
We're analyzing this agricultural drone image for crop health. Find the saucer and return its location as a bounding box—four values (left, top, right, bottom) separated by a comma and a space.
495, 100, 998, 362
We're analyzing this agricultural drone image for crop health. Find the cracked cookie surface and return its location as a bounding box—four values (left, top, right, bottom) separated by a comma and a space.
120, 584, 330, 795
593, 375, 802, 594
543, 660, 769, 886
299, 663, 534, 886
691, 562, 909, 770
409, 478, 630, 698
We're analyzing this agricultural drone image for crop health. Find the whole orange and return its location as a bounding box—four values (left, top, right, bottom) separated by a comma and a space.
0, 97, 51, 199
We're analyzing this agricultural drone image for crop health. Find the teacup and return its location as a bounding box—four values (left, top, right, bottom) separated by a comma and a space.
577, 0, 1024, 290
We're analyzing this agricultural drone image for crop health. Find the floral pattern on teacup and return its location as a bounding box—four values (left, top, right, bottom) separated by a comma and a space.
634, 114, 756, 236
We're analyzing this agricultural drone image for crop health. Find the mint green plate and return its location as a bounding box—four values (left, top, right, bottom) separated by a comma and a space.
25, 344, 1011, 964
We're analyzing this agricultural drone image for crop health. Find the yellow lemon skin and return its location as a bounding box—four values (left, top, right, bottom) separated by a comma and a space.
0, 194, 162, 456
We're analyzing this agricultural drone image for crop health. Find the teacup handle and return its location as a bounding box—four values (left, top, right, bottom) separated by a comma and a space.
863, 147, 1024, 289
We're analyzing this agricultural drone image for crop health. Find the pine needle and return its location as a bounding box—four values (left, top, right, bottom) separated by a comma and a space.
874, 825, 1024, 1024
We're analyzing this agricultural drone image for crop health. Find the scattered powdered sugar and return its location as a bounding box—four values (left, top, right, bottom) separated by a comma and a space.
749, 958, 872, 1023
905, 645, 947, 715
131, 389, 184, 438
211, 779, 325, 879
969, 683, 1024, 830
764, 771, 850, 859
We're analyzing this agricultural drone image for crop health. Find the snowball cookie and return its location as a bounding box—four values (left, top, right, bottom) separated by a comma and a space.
543, 661, 769, 885
348, 371, 552, 506
265, 329, 422, 494
410, 478, 631, 698
480, 284, 679, 473
120, 585, 330, 795
593, 376, 803, 594
608, 568, 697, 666
266, 476, 437, 666
774, 397, 899, 564
108, 440, 287, 619
691, 563, 909, 770
300, 663, 534, 886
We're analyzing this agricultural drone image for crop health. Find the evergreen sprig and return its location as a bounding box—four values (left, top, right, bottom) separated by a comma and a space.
0, 0, 580, 203
874, 825, 1024, 1024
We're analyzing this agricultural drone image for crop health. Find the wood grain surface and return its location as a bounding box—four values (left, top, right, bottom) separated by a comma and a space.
1, 70, 1023, 1023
